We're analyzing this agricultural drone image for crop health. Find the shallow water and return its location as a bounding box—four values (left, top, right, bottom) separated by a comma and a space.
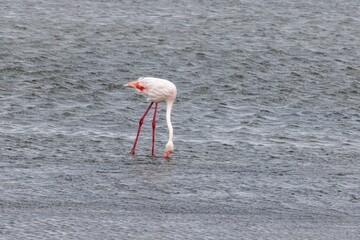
1, 0, 360, 239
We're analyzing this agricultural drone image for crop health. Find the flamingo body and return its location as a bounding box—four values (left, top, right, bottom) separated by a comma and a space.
124, 77, 177, 158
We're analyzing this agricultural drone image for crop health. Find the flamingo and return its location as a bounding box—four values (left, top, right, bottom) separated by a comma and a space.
124, 77, 177, 158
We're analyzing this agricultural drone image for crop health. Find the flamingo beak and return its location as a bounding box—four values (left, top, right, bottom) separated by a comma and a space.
163, 151, 172, 158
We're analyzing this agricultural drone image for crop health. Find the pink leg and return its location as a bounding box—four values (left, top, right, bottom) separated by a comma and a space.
131, 102, 154, 155
151, 103, 158, 156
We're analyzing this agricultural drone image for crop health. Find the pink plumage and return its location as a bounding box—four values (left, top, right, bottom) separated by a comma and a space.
124, 77, 177, 158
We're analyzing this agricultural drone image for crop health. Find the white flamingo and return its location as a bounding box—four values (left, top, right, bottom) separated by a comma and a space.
124, 77, 177, 158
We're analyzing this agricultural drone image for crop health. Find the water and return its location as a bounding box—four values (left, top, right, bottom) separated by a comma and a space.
1, 0, 360, 239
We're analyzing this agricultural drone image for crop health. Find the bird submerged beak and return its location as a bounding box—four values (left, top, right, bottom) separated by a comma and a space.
163, 151, 172, 158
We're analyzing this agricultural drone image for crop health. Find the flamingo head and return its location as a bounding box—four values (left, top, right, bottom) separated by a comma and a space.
163, 141, 174, 158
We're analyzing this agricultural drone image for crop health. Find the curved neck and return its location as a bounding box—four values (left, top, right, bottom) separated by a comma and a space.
166, 100, 174, 143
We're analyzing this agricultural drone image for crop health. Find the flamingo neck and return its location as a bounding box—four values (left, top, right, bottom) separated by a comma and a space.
166, 100, 174, 144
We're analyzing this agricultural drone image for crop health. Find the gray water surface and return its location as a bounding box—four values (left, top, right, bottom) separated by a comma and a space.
1, 0, 360, 239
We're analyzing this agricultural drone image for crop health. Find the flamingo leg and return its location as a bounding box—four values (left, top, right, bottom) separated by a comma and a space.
151, 103, 158, 156
131, 102, 154, 155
